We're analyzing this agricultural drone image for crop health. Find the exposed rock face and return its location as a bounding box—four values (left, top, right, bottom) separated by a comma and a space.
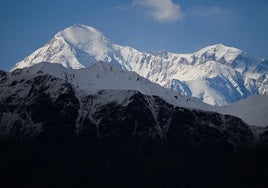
0, 72, 255, 151
0, 75, 79, 141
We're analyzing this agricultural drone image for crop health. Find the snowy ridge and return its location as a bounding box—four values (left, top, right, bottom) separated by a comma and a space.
7, 62, 268, 127
12, 24, 268, 106
10, 62, 213, 111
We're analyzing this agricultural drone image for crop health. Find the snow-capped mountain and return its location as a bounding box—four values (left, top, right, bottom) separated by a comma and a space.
11, 24, 125, 70
12, 24, 268, 106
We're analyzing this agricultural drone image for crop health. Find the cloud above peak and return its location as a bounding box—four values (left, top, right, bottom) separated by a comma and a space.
133, 0, 184, 23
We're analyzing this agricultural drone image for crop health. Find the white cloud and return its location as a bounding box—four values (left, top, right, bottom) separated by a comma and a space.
133, 0, 184, 23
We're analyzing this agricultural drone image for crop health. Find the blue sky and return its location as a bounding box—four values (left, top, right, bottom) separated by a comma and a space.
0, 0, 268, 71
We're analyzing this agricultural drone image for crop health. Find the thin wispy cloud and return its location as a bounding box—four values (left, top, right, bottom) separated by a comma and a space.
133, 0, 184, 23
189, 5, 234, 26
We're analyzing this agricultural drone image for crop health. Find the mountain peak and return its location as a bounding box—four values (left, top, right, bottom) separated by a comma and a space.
196, 43, 241, 54
55, 24, 111, 47
204, 43, 228, 50
213, 43, 228, 49
195, 43, 243, 63
12, 24, 119, 71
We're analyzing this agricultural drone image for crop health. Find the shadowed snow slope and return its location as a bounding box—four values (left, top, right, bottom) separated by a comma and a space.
218, 95, 268, 127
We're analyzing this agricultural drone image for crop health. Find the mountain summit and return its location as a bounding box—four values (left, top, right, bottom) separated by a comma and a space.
12, 24, 268, 105
12, 24, 122, 70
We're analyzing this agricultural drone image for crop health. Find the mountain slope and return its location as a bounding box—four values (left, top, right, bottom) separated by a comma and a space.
3, 64, 268, 187
3, 62, 268, 128
2, 61, 259, 148
8, 62, 212, 111
12, 24, 268, 105
219, 95, 268, 127
2, 62, 265, 151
